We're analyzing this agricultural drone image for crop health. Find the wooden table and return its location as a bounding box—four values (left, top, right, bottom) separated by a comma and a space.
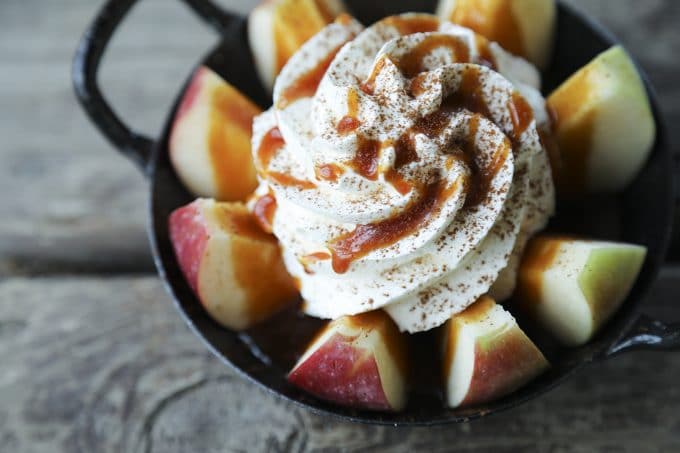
1, 1, 678, 451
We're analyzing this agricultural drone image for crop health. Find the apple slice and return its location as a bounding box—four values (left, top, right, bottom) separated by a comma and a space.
288, 310, 408, 411
546, 46, 656, 195
248, 0, 347, 90
436, 0, 556, 68
516, 236, 647, 346
169, 66, 261, 201
443, 296, 549, 408
169, 198, 297, 330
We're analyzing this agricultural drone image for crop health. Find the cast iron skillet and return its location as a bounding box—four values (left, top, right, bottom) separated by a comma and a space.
73, 0, 680, 425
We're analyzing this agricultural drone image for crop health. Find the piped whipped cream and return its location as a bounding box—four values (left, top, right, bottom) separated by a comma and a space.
250, 13, 555, 332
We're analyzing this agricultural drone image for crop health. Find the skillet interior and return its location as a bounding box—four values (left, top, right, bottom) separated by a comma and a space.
147, 0, 673, 425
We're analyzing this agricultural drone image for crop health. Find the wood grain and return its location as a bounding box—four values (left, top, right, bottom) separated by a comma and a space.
0, 0, 679, 451
0, 271, 678, 452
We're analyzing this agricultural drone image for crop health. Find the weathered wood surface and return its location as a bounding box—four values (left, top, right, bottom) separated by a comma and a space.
0, 0, 679, 452
0, 0, 679, 273
1, 271, 678, 453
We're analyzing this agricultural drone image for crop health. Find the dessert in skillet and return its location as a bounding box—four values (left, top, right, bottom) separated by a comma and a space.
167, 0, 654, 411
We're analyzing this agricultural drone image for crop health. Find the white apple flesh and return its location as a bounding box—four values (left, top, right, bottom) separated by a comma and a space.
546, 46, 656, 195
169, 198, 298, 330
288, 310, 408, 411
516, 236, 647, 346
169, 66, 261, 201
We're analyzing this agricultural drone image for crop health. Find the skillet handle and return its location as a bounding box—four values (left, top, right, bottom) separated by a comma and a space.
72, 0, 239, 174
605, 315, 680, 357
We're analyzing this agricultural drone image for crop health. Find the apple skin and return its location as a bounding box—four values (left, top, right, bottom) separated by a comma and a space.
437, 0, 556, 68
546, 46, 655, 195
288, 310, 408, 411
443, 296, 548, 408
248, 0, 346, 91
516, 236, 647, 346
169, 198, 298, 330
169, 66, 261, 201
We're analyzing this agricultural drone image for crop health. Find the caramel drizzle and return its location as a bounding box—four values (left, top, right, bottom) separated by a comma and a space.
329, 178, 450, 274
277, 41, 347, 110
252, 193, 277, 234
268, 171, 317, 190
351, 135, 381, 180
392, 34, 471, 78
336, 88, 360, 134
383, 15, 439, 36
316, 163, 344, 182
256, 127, 285, 171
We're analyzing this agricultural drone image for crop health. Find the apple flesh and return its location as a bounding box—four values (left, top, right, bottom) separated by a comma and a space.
437, 0, 556, 68
288, 310, 408, 411
443, 295, 548, 408
516, 236, 647, 346
169, 198, 298, 330
546, 46, 656, 195
248, 0, 346, 90
169, 66, 261, 201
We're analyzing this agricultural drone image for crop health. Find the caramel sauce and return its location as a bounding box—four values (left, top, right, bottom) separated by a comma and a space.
517, 237, 562, 305
301, 251, 332, 274
213, 204, 274, 243
336, 88, 361, 134
256, 126, 285, 171
441, 66, 492, 118
316, 163, 344, 182
329, 178, 449, 273
360, 57, 387, 95
450, 0, 524, 59
351, 135, 381, 180
474, 35, 497, 70
334, 12, 353, 26
385, 170, 413, 196
392, 34, 471, 78
409, 73, 430, 97
277, 41, 346, 109
208, 84, 261, 201
253, 193, 277, 234
268, 171, 317, 190
507, 91, 534, 142
383, 15, 439, 36
346, 310, 409, 376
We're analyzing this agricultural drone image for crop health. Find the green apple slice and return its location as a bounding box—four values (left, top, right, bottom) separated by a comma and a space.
546, 46, 656, 195
443, 296, 549, 408
517, 236, 647, 346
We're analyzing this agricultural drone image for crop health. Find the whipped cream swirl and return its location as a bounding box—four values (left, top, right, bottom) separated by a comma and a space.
250, 13, 554, 332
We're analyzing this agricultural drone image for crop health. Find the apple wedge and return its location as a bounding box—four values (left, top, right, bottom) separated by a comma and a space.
546, 46, 656, 195
169, 66, 261, 201
443, 296, 549, 408
288, 310, 408, 411
516, 236, 647, 346
248, 0, 346, 91
169, 198, 297, 330
436, 0, 556, 68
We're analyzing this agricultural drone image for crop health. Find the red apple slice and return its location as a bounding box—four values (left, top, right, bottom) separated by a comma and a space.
516, 235, 647, 346
288, 310, 408, 411
437, 0, 556, 68
443, 296, 549, 408
248, 0, 347, 90
169, 66, 261, 201
169, 198, 297, 330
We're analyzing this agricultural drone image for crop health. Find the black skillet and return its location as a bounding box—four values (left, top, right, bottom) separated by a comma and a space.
73, 0, 680, 425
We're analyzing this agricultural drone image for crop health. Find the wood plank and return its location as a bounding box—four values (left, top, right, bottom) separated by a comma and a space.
0, 0, 679, 275
1, 269, 678, 452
